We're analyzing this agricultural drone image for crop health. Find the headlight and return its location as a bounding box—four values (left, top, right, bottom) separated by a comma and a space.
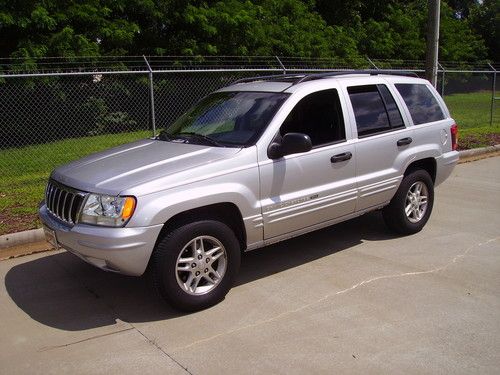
79, 194, 136, 227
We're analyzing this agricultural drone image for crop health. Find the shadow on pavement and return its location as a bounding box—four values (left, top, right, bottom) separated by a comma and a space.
5, 212, 397, 331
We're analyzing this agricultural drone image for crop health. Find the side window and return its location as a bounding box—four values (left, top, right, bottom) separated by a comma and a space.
348, 84, 404, 137
395, 83, 445, 125
378, 85, 404, 129
280, 89, 346, 147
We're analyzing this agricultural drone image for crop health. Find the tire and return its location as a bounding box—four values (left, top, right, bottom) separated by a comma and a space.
151, 220, 241, 312
383, 170, 434, 235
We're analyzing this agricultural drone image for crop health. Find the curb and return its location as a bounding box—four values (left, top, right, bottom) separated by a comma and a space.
0, 228, 54, 261
0, 144, 499, 260
459, 144, 500, 159
0, 240, 54, 261
0, 228, 45, 249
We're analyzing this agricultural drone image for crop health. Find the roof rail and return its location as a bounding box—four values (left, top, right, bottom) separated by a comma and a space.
232, 70, 419, 86
232, 73, 308, 84
294, 70, 419, 84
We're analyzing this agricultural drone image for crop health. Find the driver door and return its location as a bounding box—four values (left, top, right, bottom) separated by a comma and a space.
259, 89, 357, 239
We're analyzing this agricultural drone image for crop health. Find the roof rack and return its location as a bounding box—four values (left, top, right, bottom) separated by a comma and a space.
232, 70, 419, 86
233, 73, 311, 84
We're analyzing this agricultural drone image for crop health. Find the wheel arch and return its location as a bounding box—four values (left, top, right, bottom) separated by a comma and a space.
156, 202, 247, 252
404, 157, 437, 184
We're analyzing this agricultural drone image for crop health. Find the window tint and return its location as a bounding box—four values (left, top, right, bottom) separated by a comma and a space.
395, 84, 445, 125
280, 89, 345, 147
348, 85, 391, 136
378, 85, 404, 129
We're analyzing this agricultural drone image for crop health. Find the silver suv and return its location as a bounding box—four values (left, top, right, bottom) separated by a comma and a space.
40, 71, 459, 311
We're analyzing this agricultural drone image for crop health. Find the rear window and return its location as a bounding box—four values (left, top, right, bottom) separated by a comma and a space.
395, 84, 445, 125
347, 84, 404, 137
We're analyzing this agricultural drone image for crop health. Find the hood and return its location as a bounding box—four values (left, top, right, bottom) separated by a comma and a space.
51, 139, 241, 195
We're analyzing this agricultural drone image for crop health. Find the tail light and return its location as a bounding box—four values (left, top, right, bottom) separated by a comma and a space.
450, 124, 458, 151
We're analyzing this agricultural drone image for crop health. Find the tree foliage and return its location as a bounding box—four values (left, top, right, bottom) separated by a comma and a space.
0, 0, 495, 61
176, 0, 357, 57
468, 0, 499, 61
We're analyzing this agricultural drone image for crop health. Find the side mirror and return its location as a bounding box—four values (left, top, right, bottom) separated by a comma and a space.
268, 132, 312, 159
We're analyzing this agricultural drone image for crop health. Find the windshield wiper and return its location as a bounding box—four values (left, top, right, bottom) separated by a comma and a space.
176, 132, 226, 147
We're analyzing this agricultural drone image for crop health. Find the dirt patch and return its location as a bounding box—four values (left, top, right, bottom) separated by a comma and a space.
458, 133, 500, 150
0, 210, 39, 236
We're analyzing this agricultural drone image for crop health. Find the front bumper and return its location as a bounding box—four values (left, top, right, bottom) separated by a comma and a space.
39, 203, 163, 276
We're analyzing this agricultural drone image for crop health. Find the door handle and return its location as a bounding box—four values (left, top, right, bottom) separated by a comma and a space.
330, 152, 352, 163
397, 137, 413, 146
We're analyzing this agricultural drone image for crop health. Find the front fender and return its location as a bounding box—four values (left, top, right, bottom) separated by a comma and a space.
137, 183, 259, 227
126, 173, 263, 247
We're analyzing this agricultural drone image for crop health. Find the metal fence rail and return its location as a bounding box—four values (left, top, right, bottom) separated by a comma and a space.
0, 56, 498, 187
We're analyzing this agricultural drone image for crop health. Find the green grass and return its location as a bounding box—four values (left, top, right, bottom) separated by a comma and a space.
0, 130, 150, 234
444, 91, 499, 130
455, 126, 500, 149
444, 92, 499, 150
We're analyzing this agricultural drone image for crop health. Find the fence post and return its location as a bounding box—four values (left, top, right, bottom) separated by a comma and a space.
143, 55, 156, 137
438, 62, 445, 97
275, 56, 286, 74
488, 63, 497, 127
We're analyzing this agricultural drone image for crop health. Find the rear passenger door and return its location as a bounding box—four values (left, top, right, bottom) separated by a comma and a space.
344, 83, 415, 211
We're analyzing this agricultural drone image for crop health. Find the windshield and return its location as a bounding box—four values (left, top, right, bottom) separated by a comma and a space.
159, 91, 289, 147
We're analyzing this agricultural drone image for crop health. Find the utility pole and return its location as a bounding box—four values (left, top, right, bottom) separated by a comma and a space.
425, 0, 441, 87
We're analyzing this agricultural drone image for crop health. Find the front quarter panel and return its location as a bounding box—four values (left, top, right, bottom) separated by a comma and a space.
123, 147, 263, 247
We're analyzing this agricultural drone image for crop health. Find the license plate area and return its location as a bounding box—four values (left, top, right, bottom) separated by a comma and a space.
43, 225, 59, 249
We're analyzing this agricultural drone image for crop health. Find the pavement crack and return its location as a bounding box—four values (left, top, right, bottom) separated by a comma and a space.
173, 236, 498, 352
131, 324, 194, 375
38, 327, 135, 352
48, 254, 192, 373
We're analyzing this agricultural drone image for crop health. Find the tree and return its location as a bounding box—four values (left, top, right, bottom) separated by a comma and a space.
317, 0, 488, 62
439, 1, 488, 61
354, 4, 427, 60
174, 0, 357, 58
0, 0, 495, 62
468, 0, 499, 61
446, 0, 477, 18
0, 0, 140, 58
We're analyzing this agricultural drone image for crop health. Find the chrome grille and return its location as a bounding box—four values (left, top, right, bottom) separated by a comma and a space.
45, 180, 86, 224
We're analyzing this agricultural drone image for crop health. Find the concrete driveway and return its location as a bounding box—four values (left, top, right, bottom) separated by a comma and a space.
1, 156, 499, 375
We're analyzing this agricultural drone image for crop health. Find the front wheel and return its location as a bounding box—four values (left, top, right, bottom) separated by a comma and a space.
383, 170, 434, 234
151, 220, 241, 311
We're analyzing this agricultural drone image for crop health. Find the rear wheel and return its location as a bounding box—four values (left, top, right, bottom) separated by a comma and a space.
383, 170, 434, 234
151, 220, 241, 311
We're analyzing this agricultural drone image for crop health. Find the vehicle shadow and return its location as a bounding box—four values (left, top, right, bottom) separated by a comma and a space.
4, 211, 397, 331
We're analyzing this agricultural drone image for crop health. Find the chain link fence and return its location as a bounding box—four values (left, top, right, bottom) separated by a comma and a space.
440, 70, 499, 130
0, 56, 498, 234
